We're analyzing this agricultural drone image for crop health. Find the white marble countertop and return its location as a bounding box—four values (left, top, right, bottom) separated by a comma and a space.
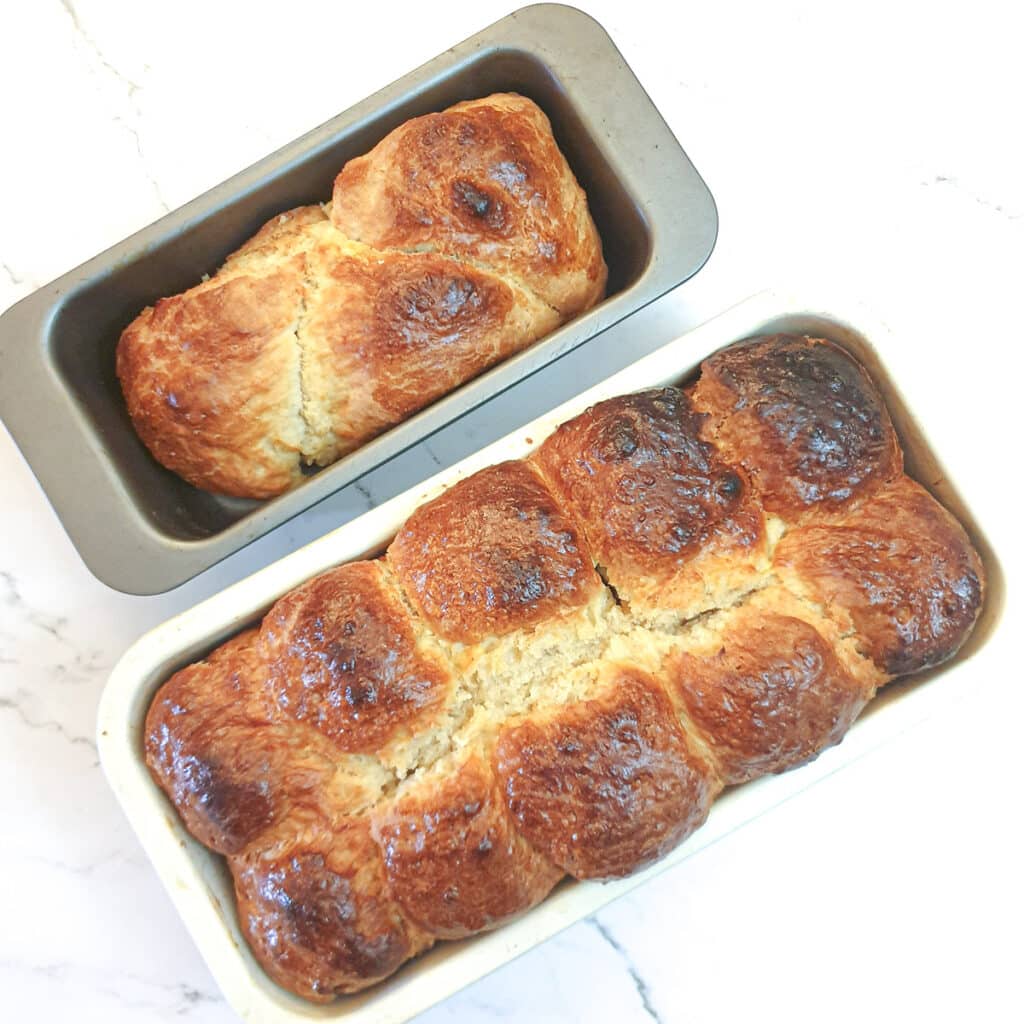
1, 2, 1020, 1022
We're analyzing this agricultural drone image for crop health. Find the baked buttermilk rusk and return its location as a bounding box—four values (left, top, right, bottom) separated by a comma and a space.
116, 94, 607, 498
144, 335, 984, 1001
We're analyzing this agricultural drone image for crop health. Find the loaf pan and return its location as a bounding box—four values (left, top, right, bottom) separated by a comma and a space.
97, 290, 1004, 1024
0, 3, 717, 595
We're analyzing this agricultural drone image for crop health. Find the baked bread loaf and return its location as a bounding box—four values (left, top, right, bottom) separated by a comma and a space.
117, 94, 607, 498
145, 334, 984, 1001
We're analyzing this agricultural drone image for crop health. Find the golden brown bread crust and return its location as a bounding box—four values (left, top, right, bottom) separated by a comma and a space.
298, 229, 559, 466
259, 561, 453, 753
774, 476, 985, 675
231, 816, 432, 1000
387, 460, 601, 643
494, 668, 720, 879
117, 95, 606, 498
331, 94, 607, 317
372, 756, 563, 939
116, 264, 307, 498
668, 604, 873, 785
144, 334, 985, 1001
144, 630, 280, 854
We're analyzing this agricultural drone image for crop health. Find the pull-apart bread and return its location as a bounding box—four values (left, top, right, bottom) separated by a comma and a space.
117, 94, 607, 497
145, 334, 984, 1001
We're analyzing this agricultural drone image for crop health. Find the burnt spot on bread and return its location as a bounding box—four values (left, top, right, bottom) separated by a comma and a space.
775, 477, 985, 675
388, 460, 600, 643
452, 180, 491, 217
493, 669, 719, 879
451, 179, 507, 232
395, 273, 481, 328
692, 335, 902, 515
260, 562, 451, 754
371, 757, 561, 938
606, 416, 639, 458
670, 609, 871, 784
532, 388, 764, 600
255, 857, 405, 979
363, 256, 515, 415
716, 470, 743, 502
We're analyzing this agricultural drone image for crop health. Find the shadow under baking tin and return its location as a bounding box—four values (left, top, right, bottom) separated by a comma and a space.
0, 5, 717, 592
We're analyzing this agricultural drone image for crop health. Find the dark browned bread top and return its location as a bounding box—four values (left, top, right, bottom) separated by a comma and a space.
331, 93, 607, 317
691, 334, 903, 515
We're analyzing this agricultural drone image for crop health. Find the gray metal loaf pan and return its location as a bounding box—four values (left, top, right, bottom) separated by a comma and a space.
0, 3, 717, 595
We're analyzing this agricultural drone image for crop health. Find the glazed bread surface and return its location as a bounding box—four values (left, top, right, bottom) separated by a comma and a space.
117, 94, 606, 498
145, 334, 984, 1001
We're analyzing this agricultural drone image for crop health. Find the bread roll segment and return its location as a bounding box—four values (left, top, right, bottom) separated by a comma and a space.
690, 333, 903, 515
144, 334, 985, 1000
117, 95, 605, 498
257, 561, 454, 754
667, 602, 874, 785
230, 815, 433, 1002
116, 258, 308, 498
774, 475, 985, 675
388, 459, 602, 643
331, 93, 607, 317
530, 387, 768, 627
494, 666, 721, 879
372, 754, 563, 939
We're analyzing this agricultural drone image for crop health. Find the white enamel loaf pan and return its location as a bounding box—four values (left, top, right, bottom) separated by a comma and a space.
98, 290, 1004, 1024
